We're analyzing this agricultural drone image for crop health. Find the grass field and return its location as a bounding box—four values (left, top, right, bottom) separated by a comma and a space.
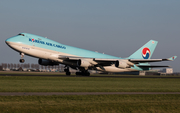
0, 95, 180, 113
0, 72, 180, 112
0, 75, 180, 92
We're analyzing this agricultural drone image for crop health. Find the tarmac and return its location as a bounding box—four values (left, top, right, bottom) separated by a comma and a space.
1, 73, 180, 78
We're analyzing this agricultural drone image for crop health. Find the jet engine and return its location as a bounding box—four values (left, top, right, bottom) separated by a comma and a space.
38, 59, 59, 66
77, 59, 91, 68
115, 60, 128, 68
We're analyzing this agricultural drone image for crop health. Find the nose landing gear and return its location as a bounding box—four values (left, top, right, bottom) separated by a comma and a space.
20, 59, 25, 63
19, 53, 25, 63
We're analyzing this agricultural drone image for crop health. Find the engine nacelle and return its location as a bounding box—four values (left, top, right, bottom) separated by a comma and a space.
38, 59, 59, 66
115, 60, 128, 68
77, 59, 91, 68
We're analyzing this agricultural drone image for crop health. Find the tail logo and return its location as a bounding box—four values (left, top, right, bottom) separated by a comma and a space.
142, 47, 151, 59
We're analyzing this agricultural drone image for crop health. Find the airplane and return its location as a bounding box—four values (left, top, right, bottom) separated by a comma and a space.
5, 33, 177, 76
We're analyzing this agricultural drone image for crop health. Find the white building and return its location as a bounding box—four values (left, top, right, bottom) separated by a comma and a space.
162, 68, 173, 74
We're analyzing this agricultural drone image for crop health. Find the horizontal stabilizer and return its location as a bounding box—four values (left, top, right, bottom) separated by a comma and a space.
163, 56, 177, 61
129, 56, 177, 63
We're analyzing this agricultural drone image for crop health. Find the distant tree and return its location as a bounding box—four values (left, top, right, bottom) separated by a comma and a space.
17, 64, 20, 69
60, 64, 64, 72
37, 64, 39, 69
41, 65, 44, 70
20, 64, 24, 69
4, 63, 7, 70
56, 65, 58, 70
26, 64, 28, 69
14, 64, 17, 69
31, 64, 34, 69
27, 63, 30, 69
24, 64, 28, 69
48, 65, 50, 70
35, 64, 40, 69
37, 64, 41, 69
1, 63, 4, 69
8, 64, 11, 69
34, 64, 37, 69
56, 65, 59, 71
11, 63, 13, 69
25, 64, 27, 68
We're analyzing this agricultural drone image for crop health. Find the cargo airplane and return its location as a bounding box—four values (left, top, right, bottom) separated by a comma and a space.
5, 33, 177, 76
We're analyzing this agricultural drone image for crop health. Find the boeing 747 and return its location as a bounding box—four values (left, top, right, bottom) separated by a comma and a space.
5, 33, 177, 76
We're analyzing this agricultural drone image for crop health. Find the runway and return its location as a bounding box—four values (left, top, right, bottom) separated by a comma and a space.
1, 74, 180, 78
0, 92, 180, 96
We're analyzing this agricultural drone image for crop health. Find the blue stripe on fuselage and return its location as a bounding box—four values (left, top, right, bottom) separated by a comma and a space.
7, 33, 120, 59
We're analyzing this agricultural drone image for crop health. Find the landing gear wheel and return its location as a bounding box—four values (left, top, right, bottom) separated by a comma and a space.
76, 72, 90, 76
76, 72, 81, 75
64, 66, 71, 76
84, 72, 90, 76
86, 72, 90, 76
19, 59, 25, 63
19, 53, 25, 63
66, 72, 71, 76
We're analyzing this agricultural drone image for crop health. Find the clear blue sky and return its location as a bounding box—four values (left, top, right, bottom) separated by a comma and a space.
0, 0, 179, 72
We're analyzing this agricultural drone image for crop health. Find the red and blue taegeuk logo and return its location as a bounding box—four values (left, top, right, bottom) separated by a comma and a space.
32, 39, 35, 42
142, 47, 151, 59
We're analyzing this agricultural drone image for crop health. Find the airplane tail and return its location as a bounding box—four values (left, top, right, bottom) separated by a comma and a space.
128, 40, 158, 59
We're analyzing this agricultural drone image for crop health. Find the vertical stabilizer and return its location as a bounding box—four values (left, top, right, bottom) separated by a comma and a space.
128, 40, 158, 59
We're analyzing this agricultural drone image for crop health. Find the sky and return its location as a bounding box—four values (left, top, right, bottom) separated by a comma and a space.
0, 0, 180, 72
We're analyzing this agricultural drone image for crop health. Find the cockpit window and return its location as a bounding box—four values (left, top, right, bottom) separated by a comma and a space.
18, 33, 25, 36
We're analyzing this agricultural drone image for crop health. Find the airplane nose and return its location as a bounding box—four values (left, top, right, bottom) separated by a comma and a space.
5, 37, 13, 45
5, 37, 17, 45
5, 38, 10, 45
5, 33, 25, 45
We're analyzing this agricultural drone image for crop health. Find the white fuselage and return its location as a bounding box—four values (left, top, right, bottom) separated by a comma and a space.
7, 41, 136, 72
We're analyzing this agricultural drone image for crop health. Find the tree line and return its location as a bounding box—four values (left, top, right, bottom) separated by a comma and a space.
1, 63, 64, 71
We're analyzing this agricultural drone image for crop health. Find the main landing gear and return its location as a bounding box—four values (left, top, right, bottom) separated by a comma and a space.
64, 66, 90, 76
76, 70, 90, 76
64, 66, 71, 75
19, 53, 25, 63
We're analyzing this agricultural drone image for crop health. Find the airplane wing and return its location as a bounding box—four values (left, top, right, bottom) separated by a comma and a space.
58, 55, 92, 60
58, 55, 177, 62
58, 55, 177, 67
58, 55, 115, 66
